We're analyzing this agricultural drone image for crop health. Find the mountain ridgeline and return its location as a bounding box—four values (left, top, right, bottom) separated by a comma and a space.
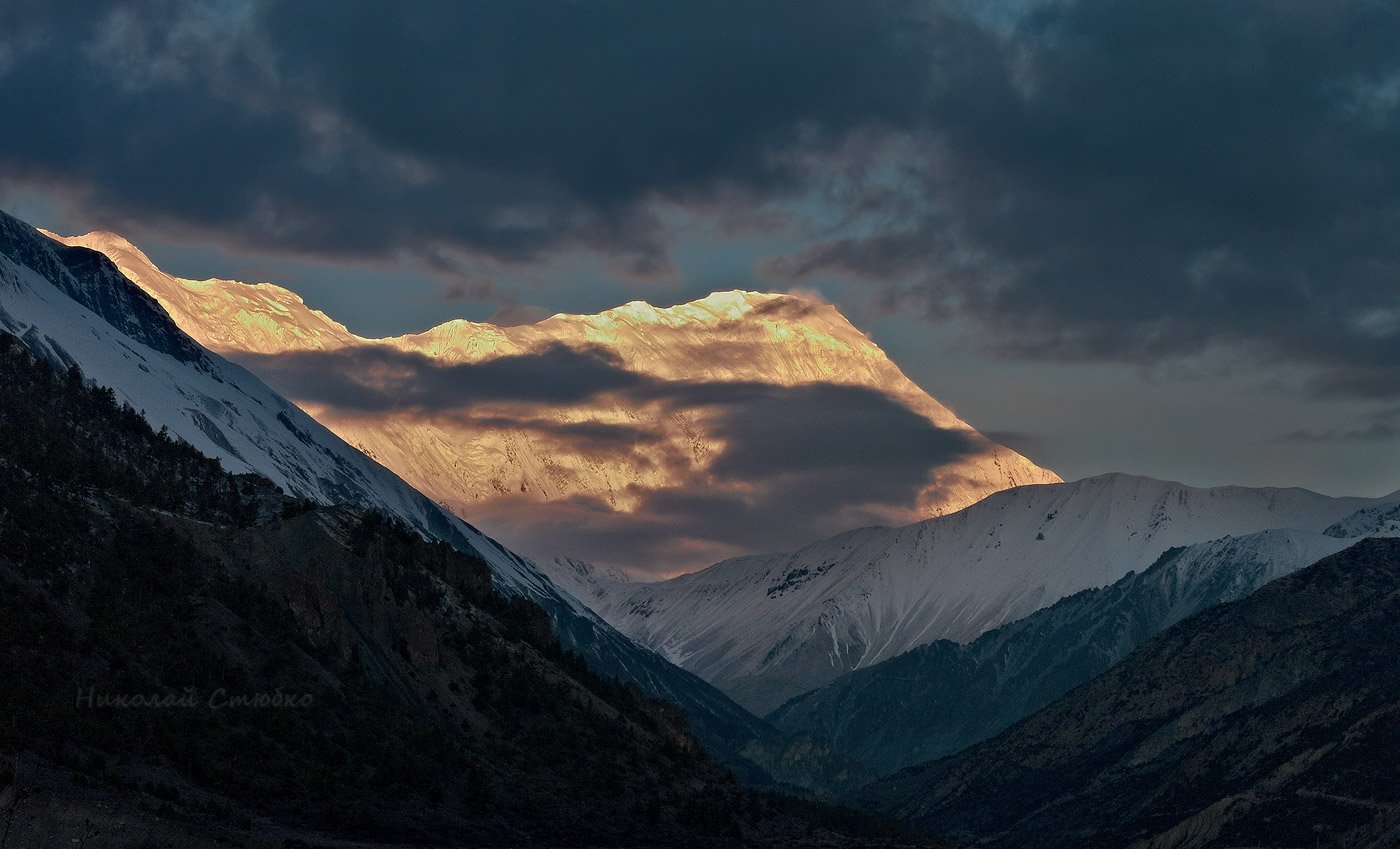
0, 333, 922, 847
47, 228, 1061, 573
861, 537, 1400, 849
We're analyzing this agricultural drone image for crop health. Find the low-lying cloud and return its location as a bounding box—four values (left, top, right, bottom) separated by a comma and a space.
234, 342, 982, 573
237, 342, 646, 413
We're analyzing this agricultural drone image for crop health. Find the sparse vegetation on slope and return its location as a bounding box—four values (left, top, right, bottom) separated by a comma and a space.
0, 333, 931, 848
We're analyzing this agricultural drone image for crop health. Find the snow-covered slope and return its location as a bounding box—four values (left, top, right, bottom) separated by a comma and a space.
548, 473, 1400, 713
770, 517, 1398, 775
0, 209, 773, 774
45, 230, 1060, 567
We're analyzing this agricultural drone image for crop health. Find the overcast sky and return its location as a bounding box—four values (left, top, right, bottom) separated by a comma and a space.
3, 0, 1399, 500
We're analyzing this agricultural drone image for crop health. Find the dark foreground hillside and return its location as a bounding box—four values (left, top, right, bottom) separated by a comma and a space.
862, 536, 1400, 849
0, 333, 926, 848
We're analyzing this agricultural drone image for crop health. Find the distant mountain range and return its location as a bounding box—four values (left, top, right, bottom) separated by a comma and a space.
551, 473, 1400, 713
770, 512, 1399, 776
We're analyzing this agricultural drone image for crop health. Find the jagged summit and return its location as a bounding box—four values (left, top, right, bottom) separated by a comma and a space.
37, 235, 810, 351
44, 229, 357, 354
40, 228, 150, 263
589, 289, 786, 326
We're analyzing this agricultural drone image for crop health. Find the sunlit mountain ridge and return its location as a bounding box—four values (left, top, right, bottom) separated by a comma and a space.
46, 229, 1061, 573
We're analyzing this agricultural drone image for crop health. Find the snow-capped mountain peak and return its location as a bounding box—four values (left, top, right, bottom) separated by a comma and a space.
46, 229, 1061, 572
39, 229, 360, 355
592, 289, 780, 326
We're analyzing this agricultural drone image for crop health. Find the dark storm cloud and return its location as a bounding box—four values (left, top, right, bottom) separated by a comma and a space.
776, 0, 1400, 396
517, 380, 981, 573
243, 340, 977, 479
232, 343, 646, 413
672, 382, 976, 489
5, 0, 1395, 396
0, 1, 306, 230
0, 0, 943, 268
237, 340, 981, 570
259, 0, 933, 205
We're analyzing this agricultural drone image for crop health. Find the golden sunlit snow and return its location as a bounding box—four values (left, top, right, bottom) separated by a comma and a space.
47, 229, 1061, 569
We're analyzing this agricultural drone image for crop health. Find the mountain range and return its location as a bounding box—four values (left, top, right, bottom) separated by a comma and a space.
550, 472, 1400, 713
0, 209, 787, 786
6, 205, 1400, 848
770, 512, 1400, 776
45, 229, 1059, 572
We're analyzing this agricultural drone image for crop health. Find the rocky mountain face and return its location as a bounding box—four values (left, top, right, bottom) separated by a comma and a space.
550, 473, 1398, 714
861, 537, 1400, 849
0, 335, 914, 848
769, 520, 1398, 776
0, 208, 781, 787
46, 229, 1060, 571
